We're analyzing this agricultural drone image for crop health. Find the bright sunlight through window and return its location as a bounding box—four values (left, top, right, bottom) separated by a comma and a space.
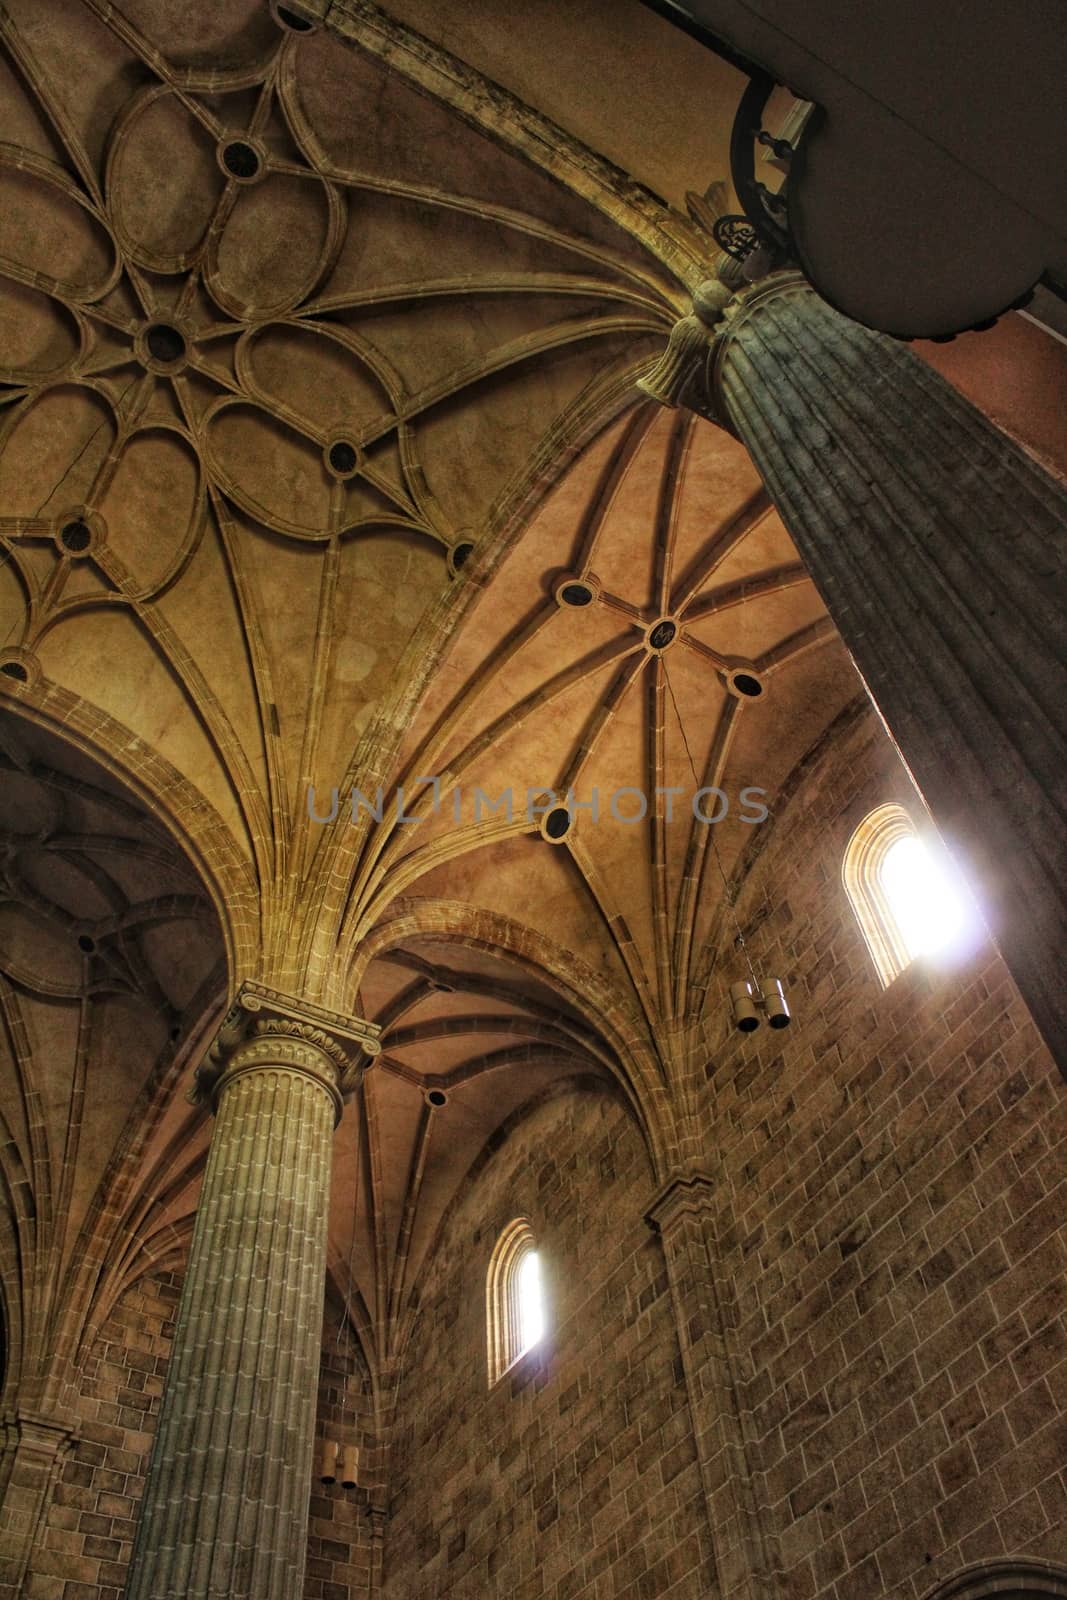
516, 1249, 544, 1354
844, 803, 982, 987
487, 1219, 546, 1384
880, 833, 967, 962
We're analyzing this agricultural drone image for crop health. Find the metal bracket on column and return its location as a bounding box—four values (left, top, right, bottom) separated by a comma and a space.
725, 73, 795, 264
191, 980, 382, 1106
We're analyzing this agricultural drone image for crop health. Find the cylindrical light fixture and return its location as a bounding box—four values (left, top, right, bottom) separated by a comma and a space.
763, 978, 791, 1029
319, 1439, 338, 1484
730, 980, 761, 1032
340, 1444, 359, 1488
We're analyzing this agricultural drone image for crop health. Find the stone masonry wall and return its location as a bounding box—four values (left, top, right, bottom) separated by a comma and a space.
19, 1266, 371, 1600
307, 1296, 375, 1600
382, 1088, 716, 1600
24, 1267, 180, 1600
698, 702, 1066, 1600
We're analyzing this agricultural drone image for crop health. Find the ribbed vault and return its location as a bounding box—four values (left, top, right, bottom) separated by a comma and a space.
0, 0, 686, 991
0, 703, 224, 1414
324, 400, 860, 1372
0, 0, 865, 1398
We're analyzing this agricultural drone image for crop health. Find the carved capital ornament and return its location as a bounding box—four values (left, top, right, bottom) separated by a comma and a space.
637, 269, 806, 428
192, 980, 381, 1123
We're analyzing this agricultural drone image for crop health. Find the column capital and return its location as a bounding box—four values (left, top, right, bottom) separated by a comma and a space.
190, 980, 381, 1121
637, 269, 808, 427
645, 1168, 716, 1234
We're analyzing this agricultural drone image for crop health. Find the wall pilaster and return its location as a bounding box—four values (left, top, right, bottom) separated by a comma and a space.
647, 1171, 773, 1600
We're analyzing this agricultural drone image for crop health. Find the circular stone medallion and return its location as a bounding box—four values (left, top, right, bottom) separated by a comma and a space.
553, 572, 600, 609
274, 3, 315, 30
223, 141, 259, 179
726, 667, 764, 699
541, 805, 573, 843
53, 508, 105, 559
218, 138, 264, 183
0, 648, 40, 687
326, 439, 360, 477
646, 618, 677, 651
60, 519, 91, 554
447, 541, 475, 577
136, 319, 191, 374
146, 324, 185, 363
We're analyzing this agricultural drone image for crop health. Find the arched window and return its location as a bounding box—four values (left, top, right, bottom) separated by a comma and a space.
843, 802, 974, 986
922, 1558, 1067, 1599
487, 1218, 544, 1384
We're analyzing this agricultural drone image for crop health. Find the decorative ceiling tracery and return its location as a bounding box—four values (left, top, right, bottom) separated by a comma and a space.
0, 0, 865, 1399
322, 404, 858, 1373
0, 0, 683, 985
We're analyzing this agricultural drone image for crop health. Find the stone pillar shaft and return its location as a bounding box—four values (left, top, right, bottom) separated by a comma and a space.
714, 276, 1067, 1072
124, 1034, 340, 1600
648, 1174, 771, 1600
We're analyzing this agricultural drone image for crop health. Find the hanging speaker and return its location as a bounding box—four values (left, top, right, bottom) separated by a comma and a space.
319, 1439, 338, 1484
764, 978, 791, 1029
340, 1444, 360, 1488
730, 980, 761, 1032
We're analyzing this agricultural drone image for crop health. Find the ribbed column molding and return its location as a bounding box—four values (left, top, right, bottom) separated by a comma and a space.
646, 1172, 773, 1600
644, 270, 1067, 1074
123, 986, 380, 1600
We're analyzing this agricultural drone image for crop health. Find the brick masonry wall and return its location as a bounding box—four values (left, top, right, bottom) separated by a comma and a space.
381, 1088, 716, 1600
698, 702, 1067, 1600
20, 1268, 372, 1600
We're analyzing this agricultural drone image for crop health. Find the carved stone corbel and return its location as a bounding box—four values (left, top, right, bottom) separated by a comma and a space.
636, 279, 734, 423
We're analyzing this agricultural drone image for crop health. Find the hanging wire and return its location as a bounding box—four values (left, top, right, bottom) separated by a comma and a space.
661, 657, 760, 992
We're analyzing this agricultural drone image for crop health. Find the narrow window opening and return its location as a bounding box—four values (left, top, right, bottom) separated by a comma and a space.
844, 802, 980, 986
487, 1218, 545, 1384
880, 832, 967, 962
516, 1249, 543, 1351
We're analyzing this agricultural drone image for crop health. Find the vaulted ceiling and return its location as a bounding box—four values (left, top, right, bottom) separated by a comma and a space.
0, 704, 224, 1409
0, 0, 864, 1394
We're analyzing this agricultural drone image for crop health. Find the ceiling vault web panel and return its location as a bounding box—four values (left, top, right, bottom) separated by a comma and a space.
0, 0, 864, 1390
0, 0, 681, 992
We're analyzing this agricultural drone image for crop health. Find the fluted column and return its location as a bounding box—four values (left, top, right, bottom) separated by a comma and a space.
123, 985, 379, 1600
647, 1172, 772, 1600
642, 272, 1067, 1075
